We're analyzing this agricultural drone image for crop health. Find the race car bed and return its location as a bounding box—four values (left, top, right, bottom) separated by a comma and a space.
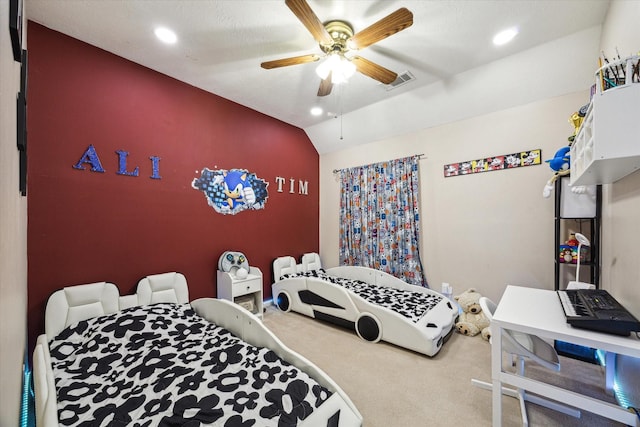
32, 271, 362, 427
272, 254, 459, 357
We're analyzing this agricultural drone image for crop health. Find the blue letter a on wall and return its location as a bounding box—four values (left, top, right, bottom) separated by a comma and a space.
73, 144, 105, 172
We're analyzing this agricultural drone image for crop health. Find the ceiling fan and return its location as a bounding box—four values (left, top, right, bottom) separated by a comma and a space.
261, 0, 413, 97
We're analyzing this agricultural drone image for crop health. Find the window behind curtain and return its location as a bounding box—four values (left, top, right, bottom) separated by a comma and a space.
338, 156, 427, 287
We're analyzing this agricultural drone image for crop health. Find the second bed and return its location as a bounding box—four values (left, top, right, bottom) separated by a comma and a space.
272, 254, 459, 357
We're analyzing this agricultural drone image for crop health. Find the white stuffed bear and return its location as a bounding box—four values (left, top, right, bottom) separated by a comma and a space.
454, 288, 491, 341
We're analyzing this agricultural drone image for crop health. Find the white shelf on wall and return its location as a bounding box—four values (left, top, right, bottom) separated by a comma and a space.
570, 55, 640, 186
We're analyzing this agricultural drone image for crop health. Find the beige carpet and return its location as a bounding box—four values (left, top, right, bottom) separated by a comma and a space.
262, 306, 625, 427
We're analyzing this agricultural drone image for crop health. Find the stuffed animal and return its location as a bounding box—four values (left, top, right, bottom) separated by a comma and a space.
542, 105, 590, 198
454, 288, 491, 341
542, 146, 572, 198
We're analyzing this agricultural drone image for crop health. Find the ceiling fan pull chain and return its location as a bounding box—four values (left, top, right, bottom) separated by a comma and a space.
337, 85, 344, 140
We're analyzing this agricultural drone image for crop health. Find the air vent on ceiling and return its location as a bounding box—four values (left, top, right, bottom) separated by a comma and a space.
386, 71, 415, 90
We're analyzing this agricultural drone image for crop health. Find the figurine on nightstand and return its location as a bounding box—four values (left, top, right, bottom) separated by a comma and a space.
218, 251, 250, 279
216, 251, 264, 318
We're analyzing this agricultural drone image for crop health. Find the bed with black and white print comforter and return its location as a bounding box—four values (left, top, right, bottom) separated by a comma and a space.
49, 303, 332, 427
280, 269, 443, 323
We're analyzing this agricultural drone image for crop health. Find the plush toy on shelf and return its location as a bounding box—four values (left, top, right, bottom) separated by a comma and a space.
454, 288, 490, 341
542, 146, 571, 198
542, 105, 590, 198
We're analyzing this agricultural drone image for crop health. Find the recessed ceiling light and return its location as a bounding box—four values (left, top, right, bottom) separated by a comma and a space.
154, 27, 177, 44
310, 107, 323, 116
493, 27, 518, 46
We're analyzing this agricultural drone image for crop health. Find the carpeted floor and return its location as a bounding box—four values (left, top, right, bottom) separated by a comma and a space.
261, 305, 626, 427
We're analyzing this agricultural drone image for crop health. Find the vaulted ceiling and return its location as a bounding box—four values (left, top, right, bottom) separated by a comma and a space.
26, 0, 611, 153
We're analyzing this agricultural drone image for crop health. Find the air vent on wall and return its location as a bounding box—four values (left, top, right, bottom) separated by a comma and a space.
386, 71, 415, 90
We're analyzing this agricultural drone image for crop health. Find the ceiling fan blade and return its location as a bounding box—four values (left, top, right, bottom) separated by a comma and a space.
352, 56, 397, 84
349, 8, 413, 50
261, 54, 321, 69
285, 0, 333, 46
317, 73, 333, 96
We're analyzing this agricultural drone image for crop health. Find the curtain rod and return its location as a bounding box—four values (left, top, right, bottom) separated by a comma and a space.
332, 153, 426, 174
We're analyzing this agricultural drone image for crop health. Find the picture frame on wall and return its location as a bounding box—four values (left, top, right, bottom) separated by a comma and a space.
17, 50, 27, 151
9, 0, 23, 62
21, 49, 28, 94
16, 93, 26, 151
19, 148, 27, 196
18, 49, 28, 196
17, 91, 27, 196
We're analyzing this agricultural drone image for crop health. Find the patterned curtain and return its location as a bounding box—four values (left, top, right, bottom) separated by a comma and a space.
339, 156, 427, 287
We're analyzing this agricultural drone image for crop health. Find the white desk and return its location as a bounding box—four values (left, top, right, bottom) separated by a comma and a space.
491, 285, 640, 426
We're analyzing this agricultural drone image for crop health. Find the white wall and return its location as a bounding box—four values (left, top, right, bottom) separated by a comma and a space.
320, 91, 589, 304
320, 0, 639, 310
0, 0, 29, 424
599, 0, 640, 315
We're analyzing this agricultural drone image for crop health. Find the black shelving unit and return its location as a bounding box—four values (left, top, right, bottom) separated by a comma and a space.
553, 176, 601, 291
553, 176, 602, 363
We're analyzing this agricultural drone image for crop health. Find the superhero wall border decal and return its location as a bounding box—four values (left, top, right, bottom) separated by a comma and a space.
192, 168, 269, 215
444, 149, 541, 177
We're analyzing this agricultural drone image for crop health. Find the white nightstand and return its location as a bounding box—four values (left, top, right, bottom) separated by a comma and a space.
216, 267, 263, 318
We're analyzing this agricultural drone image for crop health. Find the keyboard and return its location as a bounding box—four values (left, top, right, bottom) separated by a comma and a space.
557, 289, 640, 336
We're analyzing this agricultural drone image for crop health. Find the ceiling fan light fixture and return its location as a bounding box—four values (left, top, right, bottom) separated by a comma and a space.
264, 1, 413, 97
316, 53, 356, 84
315, 55, 335, 80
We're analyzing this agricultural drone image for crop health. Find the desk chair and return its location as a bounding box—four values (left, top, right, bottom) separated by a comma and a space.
472, 297, 581, 426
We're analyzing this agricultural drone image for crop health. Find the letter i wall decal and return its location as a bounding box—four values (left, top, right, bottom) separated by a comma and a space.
274, 176, 309, 194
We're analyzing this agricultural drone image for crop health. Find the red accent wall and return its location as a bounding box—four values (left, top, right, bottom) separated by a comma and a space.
26, 23, 319, 347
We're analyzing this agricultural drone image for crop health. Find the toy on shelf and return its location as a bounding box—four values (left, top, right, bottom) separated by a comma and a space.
567, 104, 589, 143
542, 146, 571, 198
542, 105, 591, 198
558, 233, 587, 264
566, 233, 579, 246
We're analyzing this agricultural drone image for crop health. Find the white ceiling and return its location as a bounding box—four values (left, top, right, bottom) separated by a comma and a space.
25, 0, 611, 154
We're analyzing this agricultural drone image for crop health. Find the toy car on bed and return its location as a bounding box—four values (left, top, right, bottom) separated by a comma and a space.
32, 271, 362, 427
272, 253, 459, 357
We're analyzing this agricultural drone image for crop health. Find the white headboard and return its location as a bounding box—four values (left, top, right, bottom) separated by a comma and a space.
43, 272, 189, 338
45, 282, 120, 338
301, 253, 322, 272
136, 272, 189, 305
273, 256, 298, 282
273, 253, 323, 282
